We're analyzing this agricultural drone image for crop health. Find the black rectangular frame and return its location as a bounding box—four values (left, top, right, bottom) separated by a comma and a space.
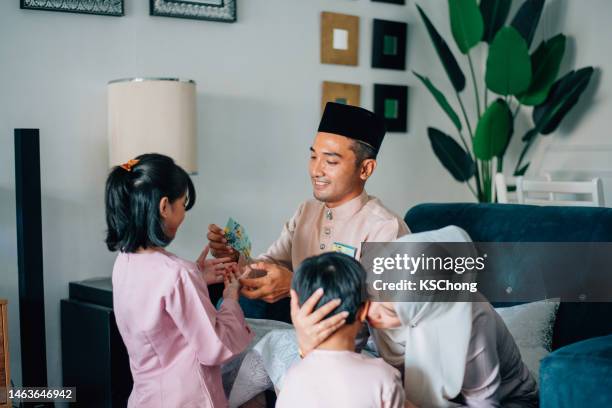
20, 0, 124, 17
374, 84, 408, 133
372, 18, 407, 71
150, 0, 237, 22
371, 0, 405, 4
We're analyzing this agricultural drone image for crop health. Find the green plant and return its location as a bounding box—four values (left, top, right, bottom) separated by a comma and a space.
415, 0, 594, 202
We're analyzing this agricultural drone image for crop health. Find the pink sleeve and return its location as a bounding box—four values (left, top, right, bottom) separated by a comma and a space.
258, 203, 304, 270
165, 269, 254, 366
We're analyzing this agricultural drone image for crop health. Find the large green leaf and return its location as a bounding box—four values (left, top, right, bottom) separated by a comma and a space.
518, 34, 566, 106
428, 127, 475, 182
485, 27, 532, 96
479, 0, 512, 43
531, 67, 594, 135
511, 0, 545, 48
473, 99, 512, 160
417, 4, 466, 92
449, 0, 484, 54
413, 71, 462, 131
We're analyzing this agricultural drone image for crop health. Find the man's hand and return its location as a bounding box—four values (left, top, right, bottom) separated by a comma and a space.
239, 262, 292, 303
207, 224, 238, 260
290, 288, 348, 356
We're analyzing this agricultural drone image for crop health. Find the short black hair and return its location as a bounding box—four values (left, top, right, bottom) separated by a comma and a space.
292, 252, 366, 324
350, 140, 377, 166
105, 153, 196, 253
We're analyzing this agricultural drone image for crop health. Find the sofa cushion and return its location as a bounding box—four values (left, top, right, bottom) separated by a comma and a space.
495, 300, 559, 379
540, 335, 612, 407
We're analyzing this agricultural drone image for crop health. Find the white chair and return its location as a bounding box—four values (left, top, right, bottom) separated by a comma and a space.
515, 176, 605, 207
495, 173, 512, 204
495, 173, 552, 204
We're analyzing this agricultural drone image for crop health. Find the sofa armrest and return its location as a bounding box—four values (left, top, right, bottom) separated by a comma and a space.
540, 335, 612, 407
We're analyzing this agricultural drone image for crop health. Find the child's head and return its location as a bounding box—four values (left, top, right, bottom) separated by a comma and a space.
293, 252, 366, 325
105, 153, 195, 252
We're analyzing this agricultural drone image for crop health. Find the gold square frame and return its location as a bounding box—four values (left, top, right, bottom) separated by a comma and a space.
321, 12, 360, 66
321, 81, 361, 113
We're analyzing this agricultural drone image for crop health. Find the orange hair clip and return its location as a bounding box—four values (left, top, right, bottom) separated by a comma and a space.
120, 159, 140, 172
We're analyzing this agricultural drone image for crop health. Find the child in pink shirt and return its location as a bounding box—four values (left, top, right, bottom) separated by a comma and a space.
276, 252, 405, 408
105, 153, 253, 407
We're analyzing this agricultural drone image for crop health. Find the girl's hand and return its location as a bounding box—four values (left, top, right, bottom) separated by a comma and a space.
223, 264, 241, 302
196, 245, 236, 285
290, 288, 348, 356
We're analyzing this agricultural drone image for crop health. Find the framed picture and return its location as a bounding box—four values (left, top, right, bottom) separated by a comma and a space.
371, 0, 405, 4
150, 0, 236, 23
321, 12, 360, 66
374, 84, 408, 132
372, 19, 407, 70
20, 0, 124, 16
322, 81, 361, 113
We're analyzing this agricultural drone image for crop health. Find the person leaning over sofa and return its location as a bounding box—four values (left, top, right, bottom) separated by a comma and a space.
207, 102, 409, 322
291, 226, 539, 407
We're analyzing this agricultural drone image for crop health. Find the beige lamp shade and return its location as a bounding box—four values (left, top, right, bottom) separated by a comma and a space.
108, 78, 198, 173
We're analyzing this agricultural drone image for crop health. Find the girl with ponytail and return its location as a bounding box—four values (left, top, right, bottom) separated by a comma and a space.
105, 153, 253, 407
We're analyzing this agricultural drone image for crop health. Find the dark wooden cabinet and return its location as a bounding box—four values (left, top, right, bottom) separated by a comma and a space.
61, 279, 132, 408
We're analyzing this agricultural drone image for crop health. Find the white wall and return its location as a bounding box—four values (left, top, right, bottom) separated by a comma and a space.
528, 0, 612, 194
0, 0, 609, 389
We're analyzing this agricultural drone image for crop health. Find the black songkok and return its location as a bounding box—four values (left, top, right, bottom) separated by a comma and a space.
318, 102, 386, 153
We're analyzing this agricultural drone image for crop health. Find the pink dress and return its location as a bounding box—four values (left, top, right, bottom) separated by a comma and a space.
112, 249, 254, 407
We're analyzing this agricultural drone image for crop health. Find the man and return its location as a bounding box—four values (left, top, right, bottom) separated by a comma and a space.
208, 102, 410, 321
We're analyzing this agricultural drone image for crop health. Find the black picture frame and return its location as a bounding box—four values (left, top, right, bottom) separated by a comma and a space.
20, 0, 124, 16
372, 19, 407, 71
150, 0, 237, 23
371, 0, 405, 4
374, 84, 408, 133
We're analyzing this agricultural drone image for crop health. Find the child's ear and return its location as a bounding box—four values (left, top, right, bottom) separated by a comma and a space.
358, 300, 371, 322
159, 196, 170, 219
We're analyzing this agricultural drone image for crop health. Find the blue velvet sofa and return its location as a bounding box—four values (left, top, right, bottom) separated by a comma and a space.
404, 203, 612, 407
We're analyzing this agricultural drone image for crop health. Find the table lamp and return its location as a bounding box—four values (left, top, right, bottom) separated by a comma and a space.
108, 77, 197, 173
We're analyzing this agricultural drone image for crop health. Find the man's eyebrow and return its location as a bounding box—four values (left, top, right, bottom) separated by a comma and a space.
323, 151, 342, 158
310, 146, 342, 158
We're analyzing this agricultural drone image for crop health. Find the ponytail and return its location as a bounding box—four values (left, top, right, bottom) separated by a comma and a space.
105, 166, 134, 251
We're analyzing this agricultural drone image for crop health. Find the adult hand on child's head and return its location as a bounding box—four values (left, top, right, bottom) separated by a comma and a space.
207, 224, 239, 261
196, 245, 236, 285
222, 265, 241, 302
239, 262, 292, 303
290, 288, 348, 356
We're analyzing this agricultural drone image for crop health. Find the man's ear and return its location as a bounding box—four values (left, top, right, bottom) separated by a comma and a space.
159, 196, 170, 219
359, 159, 377, 181
358, 300, 371, 322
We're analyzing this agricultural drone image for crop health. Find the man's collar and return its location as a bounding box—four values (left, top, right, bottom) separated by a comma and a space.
323, 190, 369, 221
